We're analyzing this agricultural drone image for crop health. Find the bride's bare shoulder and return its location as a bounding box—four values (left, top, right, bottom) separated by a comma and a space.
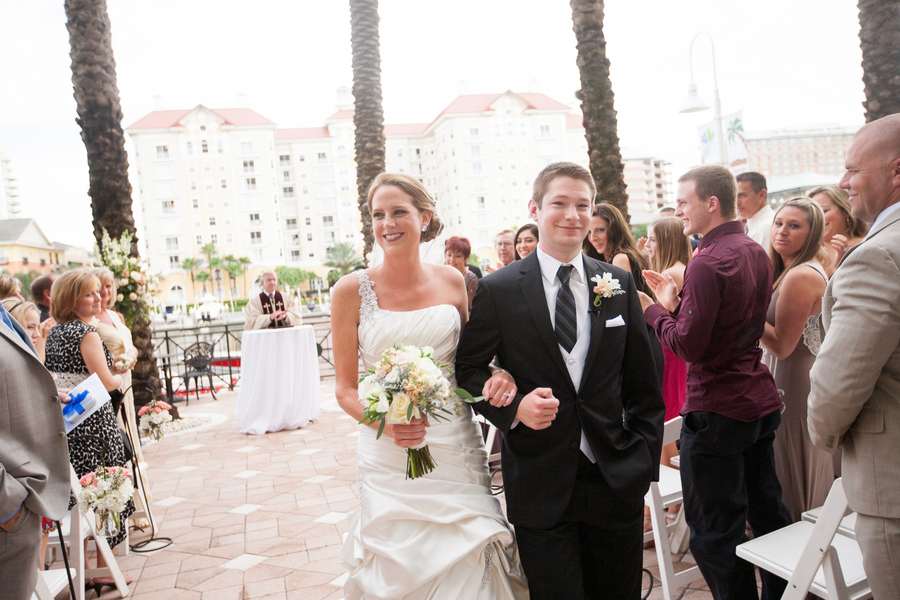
429, 264, 465, 286
332, 271, 364, 304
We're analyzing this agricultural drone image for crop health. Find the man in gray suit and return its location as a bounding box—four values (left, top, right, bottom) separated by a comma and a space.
809, 113, 900, 599
0, 302, 72, 598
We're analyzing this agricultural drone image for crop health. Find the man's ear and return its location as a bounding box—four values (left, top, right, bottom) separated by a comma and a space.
527, 198, 539, 220
707, 195, 720, 215
891, 158, 900, 188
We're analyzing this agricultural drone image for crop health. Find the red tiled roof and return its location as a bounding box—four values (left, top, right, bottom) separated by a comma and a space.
436, 91, 571, 119
325, 109, 355, 121
126, 106, 275, 130
276, 127, 331, 140
384, 123, 430, 136
566, 114, 584, 129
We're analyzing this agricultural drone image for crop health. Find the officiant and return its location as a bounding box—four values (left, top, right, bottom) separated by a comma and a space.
243, 271, 303, 330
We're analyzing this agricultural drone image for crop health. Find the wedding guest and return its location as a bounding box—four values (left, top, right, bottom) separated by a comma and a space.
809, 185, 869, 276
736, 171, 775, 250
243, 271, 303, 330
809, 114, 900, 600
760, 199, 832, 522
444, 236, 478, 312
30, 274, 58, 323
641, 165, 791, 600
0, 302, 70, 597
2, 298, 48, 362
44, 268, 133, 590
0, 274, 24, 301
645, 217, 691, 452
583, 203, 652, 295
485, 229, 515, 273
514, 224, 539, 260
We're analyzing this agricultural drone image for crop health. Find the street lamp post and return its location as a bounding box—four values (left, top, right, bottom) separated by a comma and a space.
680, 32, 728, 167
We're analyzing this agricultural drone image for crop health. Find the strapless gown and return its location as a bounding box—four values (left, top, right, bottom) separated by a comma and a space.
339, 271, 528, 600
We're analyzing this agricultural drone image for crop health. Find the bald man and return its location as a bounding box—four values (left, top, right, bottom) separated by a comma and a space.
808, 114, 900, 599
243, 271, 303, 330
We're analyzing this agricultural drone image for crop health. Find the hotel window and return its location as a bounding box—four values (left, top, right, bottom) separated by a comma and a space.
317, 152, 327, 163
210, 234, 218, 244
161, 200, 175, 214
193, 216, 202, 228
220, 178, 228, 189
217, 141, 224, 154
204, 178, 213, 191
471, 162, 483, 175
186, 142, 193, 155
290, 250, 300, 261
202, 160, 211, 173
322, 215, 334, 227
283, 186, 295, 198
250, 231, 262, 245
165, 237, 179, 251
218, 159, 227, 172
189, 179, 197, 191
206, 196, 215, 209
470, 145, 481, 158
191, 197, 199, 209
476, 196, 486, 209
298, 154, 305, 162
305, 217, 311, 226
201, 140, 209, 153
224, 214, 232, 226
249, 213, 261, 224
222, 196, 230, 208
540, 125, 550, 138
243, 160, 255, 173
156, 145, 169, 158
241, 142, 253, 155
283, 171, 291, 182
188, 161, 196, 173
209, 216, 216, 226
279, 154, 291, 166
226, 232, 233, 244
245, 178, 257, 191
168, 255, 180, 268
397, 148, 403, 157
285, 218, 298, 230
196, 235, 202, 245
307, 233, 313, 241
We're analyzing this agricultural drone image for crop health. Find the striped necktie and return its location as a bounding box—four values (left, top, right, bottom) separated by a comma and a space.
555, 264, 577, 353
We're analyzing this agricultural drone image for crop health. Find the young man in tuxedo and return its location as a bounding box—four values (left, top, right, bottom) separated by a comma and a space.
456, 162, 664, 599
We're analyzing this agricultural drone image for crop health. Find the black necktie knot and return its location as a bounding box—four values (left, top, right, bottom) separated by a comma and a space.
557, 264, 574, 286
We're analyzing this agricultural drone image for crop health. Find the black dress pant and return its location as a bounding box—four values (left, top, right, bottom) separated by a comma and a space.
515, 452, 644, 600
680, 410, 792, 600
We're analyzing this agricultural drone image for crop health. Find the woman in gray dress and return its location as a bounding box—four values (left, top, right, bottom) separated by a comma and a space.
760, 198, 833, 521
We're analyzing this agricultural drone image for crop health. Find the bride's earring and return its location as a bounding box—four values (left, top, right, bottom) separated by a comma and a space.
421, 225, 427, 232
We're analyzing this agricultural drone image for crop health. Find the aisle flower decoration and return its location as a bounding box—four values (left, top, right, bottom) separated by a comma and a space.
95, 229, 153, 328
78, 464, 134, 537
358, 344, 481, 479
138, 399, 173, 441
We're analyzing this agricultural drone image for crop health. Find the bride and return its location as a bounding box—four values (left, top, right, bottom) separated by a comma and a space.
332, 173, 529, 599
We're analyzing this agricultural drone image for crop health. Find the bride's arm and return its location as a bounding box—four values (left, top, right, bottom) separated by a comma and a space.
331, 274, 426, 447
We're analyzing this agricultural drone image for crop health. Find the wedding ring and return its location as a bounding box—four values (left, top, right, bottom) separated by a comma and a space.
502, 392, 511, 397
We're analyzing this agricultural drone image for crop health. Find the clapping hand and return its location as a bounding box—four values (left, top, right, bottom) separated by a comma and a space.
831, 234, 850, 258
515, 388, 559, 430
642, 270, 680, 313
483, 370, 517, 407
636, 236, 649, 257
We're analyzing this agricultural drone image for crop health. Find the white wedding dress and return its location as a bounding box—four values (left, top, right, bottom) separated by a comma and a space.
339, 271, 528, 600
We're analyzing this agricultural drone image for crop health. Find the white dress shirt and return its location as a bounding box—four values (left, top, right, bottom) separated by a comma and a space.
866, 201, 900, 238
746, 204, 775, 251
535, 246, 596, 463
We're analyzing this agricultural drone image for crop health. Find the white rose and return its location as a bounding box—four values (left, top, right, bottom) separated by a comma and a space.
421, 346, 434, 357
383, 367, 400, 385
130, 271, 142, 281
110, 258, 123, 266
129, 292, 137, 301
375, 392, 390, 414
120, 278, 129, 286
117, 294, 124, 302
358, 374, 375, 400
413, 357, 442, 380
387, 391, 420, 424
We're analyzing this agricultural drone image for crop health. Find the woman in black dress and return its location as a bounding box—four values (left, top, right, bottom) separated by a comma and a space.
44, 268, 133, 587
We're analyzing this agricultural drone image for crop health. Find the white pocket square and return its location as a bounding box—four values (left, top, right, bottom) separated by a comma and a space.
605, 315, 626, 328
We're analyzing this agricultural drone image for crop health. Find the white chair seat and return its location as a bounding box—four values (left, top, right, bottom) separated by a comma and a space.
737, 521, 870, 599
802, 507, 858, 540
656, 465, 682, 508
32, 568, 75, 600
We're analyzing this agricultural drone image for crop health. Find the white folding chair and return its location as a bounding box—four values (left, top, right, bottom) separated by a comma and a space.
644, 416, 705, 600
31, 568, 74, 600
45, 467, 131, 600
736, 478, 871, 600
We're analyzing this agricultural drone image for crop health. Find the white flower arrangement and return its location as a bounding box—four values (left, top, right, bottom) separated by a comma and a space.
114, 354, 134, 371
591, 273, 626, 307
138, 399, 173, 441
358, 344, 479, 479
78, 466, 134, 537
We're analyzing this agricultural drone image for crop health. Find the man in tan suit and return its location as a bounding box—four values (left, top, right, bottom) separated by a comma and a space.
809, 113, 900, 599
0, 302, 71, 598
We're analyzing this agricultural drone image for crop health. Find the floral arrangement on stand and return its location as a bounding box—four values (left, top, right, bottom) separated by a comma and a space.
139, 399, 173, 441
358, 344, 481, 479
95, 229, 158, 328
78, 464, 134, 537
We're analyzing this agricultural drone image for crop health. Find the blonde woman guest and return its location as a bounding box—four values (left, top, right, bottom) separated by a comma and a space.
513, 223, 539, 260
810, 185, 869, 277
646, 217, 691, 457
0, 273, 24, 301
44, 269, 133, 588
2, 298, 48, 361
760, 198, 833, 521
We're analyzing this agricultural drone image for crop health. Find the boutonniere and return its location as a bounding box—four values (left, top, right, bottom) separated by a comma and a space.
590, 273, 626, 308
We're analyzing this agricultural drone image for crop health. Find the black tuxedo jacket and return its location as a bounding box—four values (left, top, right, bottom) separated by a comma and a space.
456, 252, 664, 529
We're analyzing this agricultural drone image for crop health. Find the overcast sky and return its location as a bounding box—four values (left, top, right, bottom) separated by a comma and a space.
0, 0, 865, 248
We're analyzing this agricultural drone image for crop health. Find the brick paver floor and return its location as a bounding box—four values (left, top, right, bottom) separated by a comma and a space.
56, 382, 713, 600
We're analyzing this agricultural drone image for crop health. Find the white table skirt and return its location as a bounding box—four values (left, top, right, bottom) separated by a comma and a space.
237, 326, 320, 435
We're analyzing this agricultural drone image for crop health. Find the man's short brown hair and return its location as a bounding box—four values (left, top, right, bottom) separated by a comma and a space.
532, 162, 596, 207
678, 165, 737, 219
30, 274, 56, 306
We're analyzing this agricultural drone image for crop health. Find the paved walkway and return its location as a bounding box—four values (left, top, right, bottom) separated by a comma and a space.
61, 382, 713, 600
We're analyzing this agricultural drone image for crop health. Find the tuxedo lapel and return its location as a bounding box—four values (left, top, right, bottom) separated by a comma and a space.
0, 318, 38, 358
580, 257, 608, 391
517, 255, 572, 383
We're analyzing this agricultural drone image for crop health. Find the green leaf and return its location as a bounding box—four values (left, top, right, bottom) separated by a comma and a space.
376, 418, 386, 439
455, 388, 483, 403
406, 402, 414, 421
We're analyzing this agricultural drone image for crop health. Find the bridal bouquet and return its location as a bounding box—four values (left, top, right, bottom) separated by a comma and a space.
358, 344, 479, 479
78, 465, 134, 537
139, 399, 173, 441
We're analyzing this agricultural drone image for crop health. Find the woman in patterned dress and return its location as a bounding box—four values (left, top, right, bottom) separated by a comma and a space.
44, 268, 134, 586
760, 198, 833, 521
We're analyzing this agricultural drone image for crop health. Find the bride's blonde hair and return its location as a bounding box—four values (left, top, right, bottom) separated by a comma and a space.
366, 173, 443, 243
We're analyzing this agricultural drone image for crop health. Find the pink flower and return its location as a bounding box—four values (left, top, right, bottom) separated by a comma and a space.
138, 406, 149, 416
79, 472, 96, 487
154, 407, 161, 414
158, 401, 172, 410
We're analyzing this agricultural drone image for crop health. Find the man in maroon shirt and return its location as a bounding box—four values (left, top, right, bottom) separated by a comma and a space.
639, 165, 791, 600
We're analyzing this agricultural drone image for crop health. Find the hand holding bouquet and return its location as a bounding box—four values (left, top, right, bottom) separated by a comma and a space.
358, 344, 481, 479
138, 399, 173, 441
79, 465, 134, 537
114, 353, 135, 372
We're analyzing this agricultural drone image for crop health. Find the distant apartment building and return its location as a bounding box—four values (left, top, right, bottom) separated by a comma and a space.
622, 153, 673, 212
1, 150, 22, 220
745, 124, 859, 179
0, 219, 65, 276
127, 89, 670, 305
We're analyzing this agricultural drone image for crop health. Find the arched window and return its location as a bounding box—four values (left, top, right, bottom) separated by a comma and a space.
168, 284, 185, 305
201, 140, 209, 153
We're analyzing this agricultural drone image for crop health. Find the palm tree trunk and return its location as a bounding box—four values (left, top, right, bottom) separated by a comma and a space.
65, 0, 167, 416
570, 0, 629, 219
350, 0, 386, 259
858, 0, 900, 122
